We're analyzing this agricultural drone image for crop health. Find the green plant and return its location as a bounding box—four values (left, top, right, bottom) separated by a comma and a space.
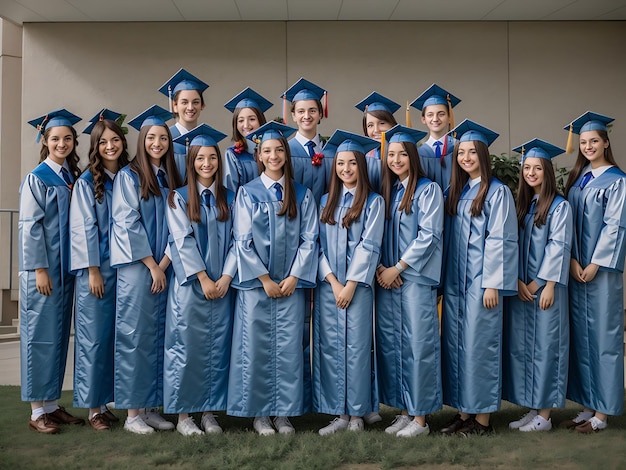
491, 153, 520, 197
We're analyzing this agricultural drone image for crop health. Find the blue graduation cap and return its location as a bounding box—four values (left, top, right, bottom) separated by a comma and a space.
564, 111, 614, 135
326, 129, 379, 155
158, 68, 209, 100
384, 124, 428, 144
448, 119, 499, 146
322, 142, 338, 160
410, 83, 461, 111
28, 108, 81, 142
127, 105, 173, 131
173, 123, 227, 148
355, 92, 401, 114
247, 121, 297, 145
83, 108, 122, 134
512, 138, 565, 162
224, 87, 273, 113
282, 77, 326, 103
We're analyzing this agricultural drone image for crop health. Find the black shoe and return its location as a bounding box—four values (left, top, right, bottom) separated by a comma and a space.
456, 418, 493, 437
440, 413, 467, 434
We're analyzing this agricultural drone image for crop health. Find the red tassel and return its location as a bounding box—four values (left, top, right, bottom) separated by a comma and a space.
441, 137, 448, 167
323, 91, 328, 118
282, 94, 288, 124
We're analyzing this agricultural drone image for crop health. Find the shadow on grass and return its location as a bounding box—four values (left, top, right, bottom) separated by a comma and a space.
0, 386, 624, 470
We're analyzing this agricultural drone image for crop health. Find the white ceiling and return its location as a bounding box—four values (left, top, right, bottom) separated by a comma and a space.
2, 0, 626, 24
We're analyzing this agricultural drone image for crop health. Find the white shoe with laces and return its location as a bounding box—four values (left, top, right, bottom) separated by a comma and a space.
347, 418, 364, 432
319, 417, 349, 436
201, 413, 223, 434
141, 408, 175, 430
519, 415, 552, 432
396, 420, 430, 437
253, 416, 275, 436
273, 416, 295, 434
124, 416, 154, 435
363, 412, 382, 424
385, 415, 411, 435
508, 409, 537, 429
176, 417, 203, 436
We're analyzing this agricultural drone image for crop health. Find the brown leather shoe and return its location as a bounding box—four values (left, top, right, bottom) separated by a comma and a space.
574, 419, 605, 434
102, 408, 119, 423
89, 413, 111, 431
559, 418, 583, 429
29, 415, 61, 434
456, 418, 494, 436
440, 414, 468, 434
47, 407, 86, 425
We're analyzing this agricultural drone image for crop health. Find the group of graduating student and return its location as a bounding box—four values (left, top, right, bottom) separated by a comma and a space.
18, 67, 626, 439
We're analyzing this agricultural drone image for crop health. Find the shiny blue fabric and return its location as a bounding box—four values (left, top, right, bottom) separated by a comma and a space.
313, 191, 384, 416
376, 179, 444, 415
288, 138, 333, 204
18, 164, 74, 402
364, 148, 382, 193
503, 197, 573, 409
70, 171, 116, 408
223, 144, 259, 193
110, 166, 170, 408
441, 179, 518, 414
169, 124, 187, 182
567, 167, 626, 415
418, 136, 455, 191
163, 187, 237, 413
228, 178, 318, 417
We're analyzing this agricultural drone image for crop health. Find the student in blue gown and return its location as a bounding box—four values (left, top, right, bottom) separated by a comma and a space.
158, 68, 209, 182
70, 110, 130, 431
228, 121, 319, 435
439, 120, 518, 436
314, 130, 384, 435
410, 84, 461, 190
354, 92, 399, 193
20, 109, 85, 433
222, 87, 272, 193
110, 105, 183, 435
375, 125, 444, 438
560, 112, 626, 433
164, 124, 237, 436
502, 139, 573, 432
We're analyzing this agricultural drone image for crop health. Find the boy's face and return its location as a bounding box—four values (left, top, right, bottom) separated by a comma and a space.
291, 99, 321, 133
173, 89, 204, 126
421, 104, 449, 136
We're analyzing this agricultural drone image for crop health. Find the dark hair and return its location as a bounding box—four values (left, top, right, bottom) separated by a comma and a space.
172, 89, 205, 119
257, 136, 298, 219
362, 109, 398, 137
320, 150, 373, 228
565, 129, 619, 197
39, 125, 81, 179
380, 140, 426, 219
130, 124, 182, 200
445, 140, 492, 216
88, 120, 130, 203
231, 106, 267, 149
516, 157, 558, 228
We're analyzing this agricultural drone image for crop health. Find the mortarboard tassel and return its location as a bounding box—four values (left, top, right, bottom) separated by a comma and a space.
565, 123, 574, 153
323, 91, 328, 118
406, 101, 412, 128
168, 85, 173, 113
282, 94, 288, 124
380, 131, 386, 163
35, 115, 49, 143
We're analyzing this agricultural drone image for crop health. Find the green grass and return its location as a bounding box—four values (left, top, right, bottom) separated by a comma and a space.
1, 386, 625, 469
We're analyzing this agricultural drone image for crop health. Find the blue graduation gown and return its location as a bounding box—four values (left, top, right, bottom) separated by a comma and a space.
169, 124, 187, 182
313, 191, 384, 416
289, 138, 333, 204
18, 163, 74, 402
223, 143, 259, 193
163, 187, 237, 413
110, 166, 170, 409
567, 167, 626, 416
503, 196, 573, 410
228, 178, 319, 417
364, 148, 382, 194
418, 136, 455, 191
376, 179, 444, 416
441, 178, 518, 414
70, 171, 116, 408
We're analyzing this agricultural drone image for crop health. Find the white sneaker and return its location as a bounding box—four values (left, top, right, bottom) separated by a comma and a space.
319, 417, 349, 436
176, 417, 203, 436
396, 420, 430, 437
586, 416, 608, 431
385, 415, 411, 435
201, 413, 223, 434
253, 416, 275, 436
508, 409, 537, 429
141, 408, 175, 430
347, 418, 364, 432
273, 416, 295, 434
363, 411, 382, 424
124, 416, 154, 435
519, 415, 552, 432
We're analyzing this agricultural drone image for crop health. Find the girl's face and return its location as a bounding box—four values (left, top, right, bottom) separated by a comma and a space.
457, 141, 481, 180
44, 126, 74, 165
237, 108, 260, 137
421, 104, 449, 138
144, 125, 170, 166
99, 128, 124, 166
522, 157, 544, 194
194, 146, 219, 187
579, 130, 609, 168
173, 89, 204, 126
291, 99, 321, 134
335, 151, 358, 189
386, 142, 410, 182
365, 113, 392, 142
260, 138, 286, 179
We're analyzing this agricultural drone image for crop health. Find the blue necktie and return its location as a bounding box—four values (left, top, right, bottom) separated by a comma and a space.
343, 192, 353, 207
60, 167, 73, 186
434, 141, 442, 158
529, 198, 537, 214
104, 174, 113, 191
395, 182, 405, 201
157, 169, 168, 188
579, 171, 594, 189
201, 189, 212, 206
273, 182, 283, 201
305, 140, 316, 158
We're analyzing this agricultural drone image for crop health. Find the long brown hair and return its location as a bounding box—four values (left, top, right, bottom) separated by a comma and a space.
320, 150, 373, 228
39, 125, 81, 179
257, 136, 298, 219
445, 140, 492, 216
564, 129, 619, 197
516, 157, 558, 228
130, 124, 182, 200
380, 141, 426, 219
362, 109, 398, 136
231, 107, 267, 149
88, 120, 130, 203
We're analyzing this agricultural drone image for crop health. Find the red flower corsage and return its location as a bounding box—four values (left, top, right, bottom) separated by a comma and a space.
311, 153, 324, 166
234, 142, 245, 154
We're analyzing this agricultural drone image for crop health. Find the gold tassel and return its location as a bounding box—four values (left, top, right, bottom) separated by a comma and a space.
565, 123, 574, 153
447, 94, 455, 130
406, 101, 412, 128
380, 131, 386, 161
282, 94, 288, 124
